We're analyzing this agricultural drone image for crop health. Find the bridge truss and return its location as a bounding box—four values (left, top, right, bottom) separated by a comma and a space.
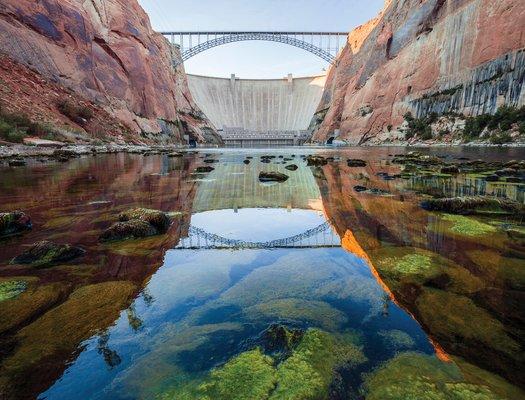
176, 222, 341, 250
160, 32, 348, 65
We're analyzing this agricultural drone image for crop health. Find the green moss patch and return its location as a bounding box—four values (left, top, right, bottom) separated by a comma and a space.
441, 214, 498, 237
0, 280, 27, 302
364, 352, 509, 400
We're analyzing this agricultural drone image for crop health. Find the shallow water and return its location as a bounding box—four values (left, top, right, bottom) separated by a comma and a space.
0, 147, 524, 400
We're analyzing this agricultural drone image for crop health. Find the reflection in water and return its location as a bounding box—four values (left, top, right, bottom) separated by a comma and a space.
0, 148, 523, 400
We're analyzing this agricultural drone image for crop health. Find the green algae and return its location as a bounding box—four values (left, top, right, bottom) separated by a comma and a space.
0, 280, 27, 302
157, 329, 366, 400
363, 352, 509, 400
441, 214, 497, 237
200, 348, 277, 400
378, 330, 415, 350
270, 329, 366, 400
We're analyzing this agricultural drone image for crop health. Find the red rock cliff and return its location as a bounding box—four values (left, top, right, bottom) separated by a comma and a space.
312, 0, 525, 144
0, 0, 221, 144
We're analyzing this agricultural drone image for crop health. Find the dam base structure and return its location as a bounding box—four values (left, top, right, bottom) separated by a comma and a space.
187, 73, 327, 147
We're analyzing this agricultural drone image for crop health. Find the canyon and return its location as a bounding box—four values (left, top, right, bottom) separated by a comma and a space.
311, 0, 525, 144
0, 0, 221, 145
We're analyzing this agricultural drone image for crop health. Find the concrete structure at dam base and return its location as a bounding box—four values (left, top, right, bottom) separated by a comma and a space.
187, 73, 327, 147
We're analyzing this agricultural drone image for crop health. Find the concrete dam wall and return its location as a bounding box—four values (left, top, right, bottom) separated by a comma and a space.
187, 74, 327, 133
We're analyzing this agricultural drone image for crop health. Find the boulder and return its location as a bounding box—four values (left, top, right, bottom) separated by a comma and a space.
11, 240, 85, 266
0, 211, 32, 237
119, 208, 171, 233
99, 220, 158, 242
259, 171, 289, 183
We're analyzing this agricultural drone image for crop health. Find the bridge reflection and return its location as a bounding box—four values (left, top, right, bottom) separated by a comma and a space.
176, 221, 340, 249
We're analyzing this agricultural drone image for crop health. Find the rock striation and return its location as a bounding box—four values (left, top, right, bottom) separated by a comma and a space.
311, 0, 525, 144
0, 0, 221, 144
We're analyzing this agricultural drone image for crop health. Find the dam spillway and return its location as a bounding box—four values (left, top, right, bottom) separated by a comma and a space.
187, 74, 327, 146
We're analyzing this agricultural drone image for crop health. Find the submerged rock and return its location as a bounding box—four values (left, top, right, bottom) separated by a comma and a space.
11, 240, 85, 267
421, 196, 524, 217
0, 211, 32, 237
119, 208, 171, 233
99, 220, 158, 242
259, 171, 289, 182
347, 159, 367, 167
195, 166, 215, 173
285, 164, 298, 171
259, 324, 304, 354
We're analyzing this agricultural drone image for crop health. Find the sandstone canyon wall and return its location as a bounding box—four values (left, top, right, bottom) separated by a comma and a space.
311, 0, 525, 144
0, 0, 221, 144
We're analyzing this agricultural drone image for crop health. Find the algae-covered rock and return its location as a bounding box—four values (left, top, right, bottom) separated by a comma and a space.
0, 211, 32, 237
269, 329, 366, 400
421, 196, 524, 217
441, 214, 497, 237
0, 280, 27, 302
363, 352, 509, 400
99, 220, 158, 242
119, 208, 171, 232
199, 348, 277, 400
259, 324, 304, 354
10, 240, 85, 267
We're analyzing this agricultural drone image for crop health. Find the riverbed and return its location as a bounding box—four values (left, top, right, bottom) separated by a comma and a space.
0, 147, 524, 400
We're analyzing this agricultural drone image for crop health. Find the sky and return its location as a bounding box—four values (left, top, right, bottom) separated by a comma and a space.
138, 0, 384, 79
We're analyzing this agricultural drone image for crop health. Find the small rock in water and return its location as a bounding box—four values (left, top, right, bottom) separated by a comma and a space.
353, 185, 368, 192
0, 211, 32, 237
484, 175, 500, 182
99, 220, 158, 242
119, 208, 171, 233
195, 166, 214, 173
347, 159, 367, 167
259, 171, 289, 182
167, 152, 184, 158
203, 159, 218, 164
11, 240, 85, 267
440, 165, 460, 174
243, 159, 250, 165
8, 159, 26, 167
306, 155, 327, 166
285, 164, 298, 171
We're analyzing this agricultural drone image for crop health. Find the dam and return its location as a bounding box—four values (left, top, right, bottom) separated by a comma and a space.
187, 73, 327, 146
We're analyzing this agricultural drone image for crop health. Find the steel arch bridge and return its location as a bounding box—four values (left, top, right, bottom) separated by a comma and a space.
161, 32, 348, 66
176, 221, 341, 250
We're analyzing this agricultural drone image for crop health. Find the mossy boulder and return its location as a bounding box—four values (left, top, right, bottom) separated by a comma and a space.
10, 240, 85, 267
99, 220, 158, 242
259, 324, 304, 354
363, 352, 510, 400
119, 208, 171, 233
0, 211, 32, 237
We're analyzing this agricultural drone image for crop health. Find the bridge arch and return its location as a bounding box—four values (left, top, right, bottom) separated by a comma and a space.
162, 32, 348, 66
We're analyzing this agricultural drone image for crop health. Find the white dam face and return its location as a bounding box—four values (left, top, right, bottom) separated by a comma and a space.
187, 74, 327, 133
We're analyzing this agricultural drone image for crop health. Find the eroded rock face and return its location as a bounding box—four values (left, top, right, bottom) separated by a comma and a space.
311, 0, 525, 144
0, 0, 221, 144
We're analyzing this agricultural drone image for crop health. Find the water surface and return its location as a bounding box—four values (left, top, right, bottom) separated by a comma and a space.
0, 147, 523, 399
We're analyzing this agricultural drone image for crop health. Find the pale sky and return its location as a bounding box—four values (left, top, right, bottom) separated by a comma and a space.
138, 0, 384, 78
